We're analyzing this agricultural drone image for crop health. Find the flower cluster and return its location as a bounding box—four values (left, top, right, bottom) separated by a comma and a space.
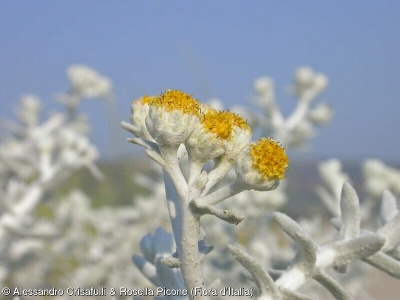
123, 89, 288, 299
124, 89, 288, 187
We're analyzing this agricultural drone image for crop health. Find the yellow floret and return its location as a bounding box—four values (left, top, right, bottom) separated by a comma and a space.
151, 89, 201, 116
250, 138, 288, 180
202, 111, 234, 140
201, 110, 251, 140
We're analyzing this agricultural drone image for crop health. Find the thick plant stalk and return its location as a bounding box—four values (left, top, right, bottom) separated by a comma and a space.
161, 149, 208, 300
164, 182, 206, 299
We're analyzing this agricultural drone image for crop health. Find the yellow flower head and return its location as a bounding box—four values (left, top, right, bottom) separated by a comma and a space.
201, 110, 233, 140
250, 138, 288, 180
151, 89, 200, 116
201, 110, 251, 140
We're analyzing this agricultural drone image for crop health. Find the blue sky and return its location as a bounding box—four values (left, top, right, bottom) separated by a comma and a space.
1, 1, 399, 162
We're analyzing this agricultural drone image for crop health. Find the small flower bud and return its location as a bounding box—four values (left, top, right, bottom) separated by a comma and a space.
294, 67, 328, 99
295, 67, 314, 87
254, 77, 273, 96
313, 73, 328, 92
308, 103, 333, 125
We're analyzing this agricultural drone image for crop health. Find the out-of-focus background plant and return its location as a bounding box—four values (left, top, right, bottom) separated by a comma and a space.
1, 2, 400, 299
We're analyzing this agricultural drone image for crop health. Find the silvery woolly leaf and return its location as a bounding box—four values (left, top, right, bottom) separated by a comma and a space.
140, 232, 155, 263
132, 255, 158, 286
153, 227, 175, 256
380, 190, 398, 224
364, 251, 400, 278
326, 233, 385, 267
198, 238, 214, 256
340, 183, 360, 239
228, 245, 278, 296
314, 272, 354, 300
273, 212, 318, 272
155, 259, 185, 293
377, 213, 400, 252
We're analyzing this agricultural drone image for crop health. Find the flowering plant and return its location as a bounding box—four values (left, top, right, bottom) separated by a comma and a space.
2, 65, 399, 300
122, 89, 288, 298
